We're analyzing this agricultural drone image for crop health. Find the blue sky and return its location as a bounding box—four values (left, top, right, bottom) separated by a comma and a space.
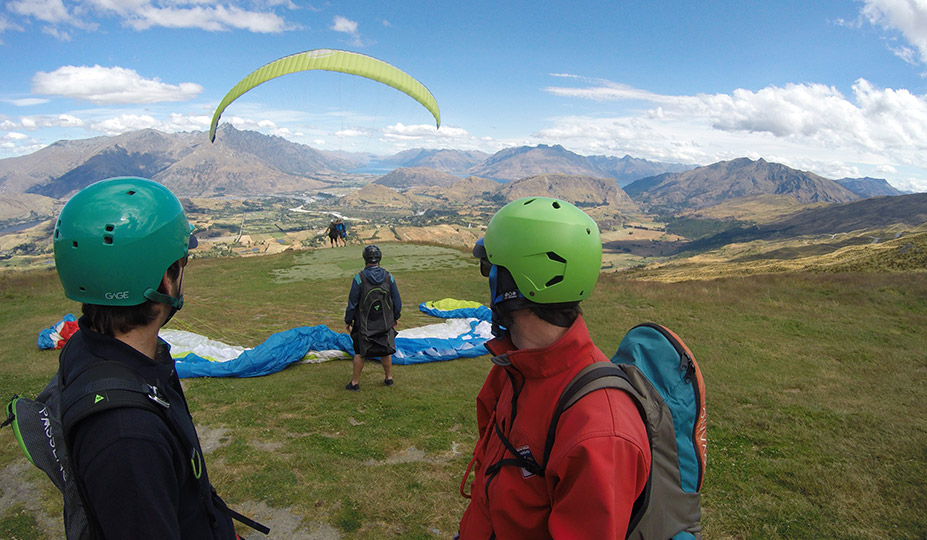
2, 1, 927, 192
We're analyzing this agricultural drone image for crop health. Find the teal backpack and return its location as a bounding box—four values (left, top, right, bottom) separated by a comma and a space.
544, 322, 708, 539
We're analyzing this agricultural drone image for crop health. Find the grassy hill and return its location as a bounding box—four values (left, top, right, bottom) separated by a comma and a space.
1, 245, 926, 539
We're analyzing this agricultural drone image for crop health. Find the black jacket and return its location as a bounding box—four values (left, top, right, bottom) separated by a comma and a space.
60, 317, 236, 540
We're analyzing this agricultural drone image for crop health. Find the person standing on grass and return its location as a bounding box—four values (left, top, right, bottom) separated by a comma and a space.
51, 177, 242, 539
335, 217, 347, 246
344, 244, 402, 390
456, 197, 651, 540
327, 219, 339, 247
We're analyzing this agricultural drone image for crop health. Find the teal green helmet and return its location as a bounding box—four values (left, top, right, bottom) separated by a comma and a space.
53, 177, 194, 307
481, 197, 602, 304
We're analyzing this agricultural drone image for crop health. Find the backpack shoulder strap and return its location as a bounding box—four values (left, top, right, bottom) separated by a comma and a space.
59, 361, 169, 435
542, 361, 652, 538
59, 360, 271, 537
541, 362, 636, 468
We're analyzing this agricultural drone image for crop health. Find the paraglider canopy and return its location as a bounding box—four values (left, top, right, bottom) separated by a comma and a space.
209, 48, 441, 143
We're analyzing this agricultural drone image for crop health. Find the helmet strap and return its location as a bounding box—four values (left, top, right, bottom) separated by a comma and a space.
487, 264, 532, 337
143, 265, 186, 326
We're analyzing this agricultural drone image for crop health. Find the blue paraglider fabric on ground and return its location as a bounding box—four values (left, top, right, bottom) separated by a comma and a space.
169, 299, 493, 377
38, 299, 494, 378
170, 325, 354, 378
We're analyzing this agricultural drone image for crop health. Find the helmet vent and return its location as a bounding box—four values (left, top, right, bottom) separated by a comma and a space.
72, 241, 78, 248
103, 236, 113, 245
552, 201, 561, 209
546, 251, 566, 263
105, 224, 114, 232
545, 275, 564, 287
126, 190, 136, 196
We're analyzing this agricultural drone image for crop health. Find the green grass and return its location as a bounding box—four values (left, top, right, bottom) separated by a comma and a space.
1, 247, 926, 539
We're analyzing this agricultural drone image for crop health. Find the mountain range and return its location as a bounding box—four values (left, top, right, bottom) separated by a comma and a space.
684, 191, 927, 253
625, 157, 862, 213
835, 177, 906, 198
0, 126, 909, 227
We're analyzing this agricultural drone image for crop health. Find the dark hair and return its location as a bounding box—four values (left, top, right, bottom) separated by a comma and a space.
83, 260, 182, 336
529, 302, 582, 328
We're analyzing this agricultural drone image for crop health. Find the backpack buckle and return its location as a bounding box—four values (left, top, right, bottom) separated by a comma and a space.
146, 385, 170, 408
1, 395, 17, 429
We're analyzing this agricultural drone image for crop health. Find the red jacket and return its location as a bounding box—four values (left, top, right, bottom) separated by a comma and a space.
458, 316, 651, 540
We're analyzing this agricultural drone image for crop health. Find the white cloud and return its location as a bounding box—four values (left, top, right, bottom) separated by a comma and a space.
545, 79, 663, 103
90, 114, 160, 134
378, 122, 492, 152
0, 15, 23, 33
334, 128, 368, 137
5, 98, 49, 106
4, 132, 28, 140
544, 77, 927, 166
32, 65, 202, 104
382, 122, 438, 138
124, 5, 289, 33
12, 113, 84, 130
861, 0, 927, 64
87, 111, 207, 135
539, 76, 927, 188
892, 176, 927, 192
55, 113, 83, 127
7, 0, 70, 24
331, 15, 366, 46
85, 0, 153, 15
331, 15, 357, 34
876, 164, 898, 174
224, 115, 281, 134
160, 112, 208, 132
550, 73, 581, 78
8, 1, 294, 34
41, 25, 71, 40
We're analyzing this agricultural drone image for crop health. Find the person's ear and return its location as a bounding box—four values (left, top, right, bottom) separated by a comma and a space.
159, 269, 177, 296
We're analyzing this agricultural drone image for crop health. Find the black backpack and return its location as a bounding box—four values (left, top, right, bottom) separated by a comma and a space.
2, 349, 269, 539
354, 270, 397, 357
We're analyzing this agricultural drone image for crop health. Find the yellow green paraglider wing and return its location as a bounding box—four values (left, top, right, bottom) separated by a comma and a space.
209, 48, 441, 142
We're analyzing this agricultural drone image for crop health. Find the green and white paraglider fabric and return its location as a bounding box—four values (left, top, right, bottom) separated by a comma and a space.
209, 48, 440, 143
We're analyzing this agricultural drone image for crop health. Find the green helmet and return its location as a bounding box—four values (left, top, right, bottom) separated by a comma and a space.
482, 197, 602, 304
53, 177, 194, 307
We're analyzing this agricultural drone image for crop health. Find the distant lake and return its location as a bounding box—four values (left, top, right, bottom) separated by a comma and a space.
0, 219, 46, 236
348, 166, 394, 175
